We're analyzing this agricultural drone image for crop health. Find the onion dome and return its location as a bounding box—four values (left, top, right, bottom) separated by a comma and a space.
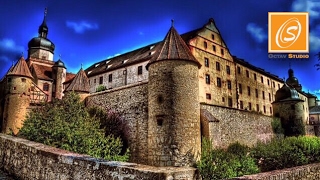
274, 83, 303, 102
53, 59, 66, 68
28, 8, 55, 53
286, 69, 299, 85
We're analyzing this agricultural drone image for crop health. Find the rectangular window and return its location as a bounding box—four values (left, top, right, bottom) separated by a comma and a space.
261, 76, 264, 83
216, 62, 220, 71
262, 91, 265, 99
228, 98, 232, 107
240, 101, 244, 109
226, 65, 230, 75
254, 73, 257, 80
222, 97, 225, 102
249, 102, 252, 110
270, 107, 272, 114
204, 58, 209, 67
278, 84, 280, 89
205, 74, 210, 84
246, 70, 249, 78
206, 93, 211, 100
269, 93, 271, 101
273, 81, 275, 88
247, 86, 251, 96
211, 34, 215, 40
212, 45, 216, 52
94, 78, 96, 83
108, 74, 112, 82
227, 80, 231, 89
256, 104, 260, 112
255, 89, 258, 98
267, 79, 270, 86
263, 106, 266, 113
8, 78, 12, 83
138, 66, 143, 75
99, 76, 103, 84
43, 83, 49, 91
217, 77, 221, 87
237, 66, 241, 74
238, 83, 242, 94
21, 78, 26, 82
221, 49, 224, 55
204, 41, 207, 48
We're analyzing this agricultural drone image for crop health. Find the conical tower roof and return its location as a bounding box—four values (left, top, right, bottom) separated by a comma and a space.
7, 56, 33, 79
65, 68, 90, 93
146, 21, 201, 69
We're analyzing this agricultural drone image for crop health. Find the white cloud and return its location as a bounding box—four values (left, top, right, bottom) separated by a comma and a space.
66, 21, 99, 34
246, 23, 267, 43
291, 0, 320, 22
0, 38, 24, 53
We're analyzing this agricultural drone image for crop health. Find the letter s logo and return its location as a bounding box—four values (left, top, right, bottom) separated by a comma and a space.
275, 18, 301, 48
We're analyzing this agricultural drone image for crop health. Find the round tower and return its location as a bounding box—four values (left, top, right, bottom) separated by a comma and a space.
272, 83, 305, 136
2, 57, 33, 134
52, 59, 66, 99
146, 22, 201, 167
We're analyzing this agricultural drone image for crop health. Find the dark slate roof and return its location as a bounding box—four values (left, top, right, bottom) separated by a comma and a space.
31, 64, 53, 81
7, 57, 33, 79
274, 83, 303, 103
146, 25, 201, 69
310, 106, 320, 114
65, 68, 90, 93
233, 56, 284, 82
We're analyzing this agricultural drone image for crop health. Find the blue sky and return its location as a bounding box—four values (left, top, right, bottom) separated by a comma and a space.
0, 0, 320, 97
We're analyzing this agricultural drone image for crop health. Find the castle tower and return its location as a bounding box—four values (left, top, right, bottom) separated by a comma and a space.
27, 8, 55, 61
64, 67, 90, 101
286, 68, 302, 91
52, 59, 67, 99
272, 83, 305, 136
146, 21, 202, 167
2, 56, 33, 134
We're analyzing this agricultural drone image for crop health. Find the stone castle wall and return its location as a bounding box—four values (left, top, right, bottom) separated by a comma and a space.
0, 134, 199, 180
200, 103, 274, 148
85, 82, 149, 164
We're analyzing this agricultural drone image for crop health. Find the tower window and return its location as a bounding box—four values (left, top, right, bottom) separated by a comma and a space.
43, 83, 49, 91
13, 87, 16, 90
226, 65, 230, 75
222, 97, 225, 102
203, 41, 207, 49
8, 78, 11, 83
238, 83, 242, 94
156, 118, 163, 126
291, 104, 295, 110
205, 74, 210, 84
94, 79, 96, 83
216, 62, 220, 71
217, 77, 221, 87
206, 93, 211, 100
108, 74, 112, 82
228, 98, 232, 107
212, 45, 216, 52
227, 80, 232, 89
99, 76, 103, 84
211, 34, 215, 40
221, 49, 224, 55
204, 58, 209, 67
21, 78, 26, 82
138, 66, 143, 75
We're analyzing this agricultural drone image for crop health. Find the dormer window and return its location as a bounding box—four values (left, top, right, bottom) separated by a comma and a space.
95, 63, 100, 67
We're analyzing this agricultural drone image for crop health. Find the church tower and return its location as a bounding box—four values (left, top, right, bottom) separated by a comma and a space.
52, 58, 66, 99
286, 68, 302, 91
2, 57, 33, 134
27, 8, 55, 61
146, 21, 201, 167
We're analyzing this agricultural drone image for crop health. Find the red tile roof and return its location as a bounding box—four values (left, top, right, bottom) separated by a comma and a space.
31, 64, 53, 81
7, 57, 33, 79
65, 73, 76, 84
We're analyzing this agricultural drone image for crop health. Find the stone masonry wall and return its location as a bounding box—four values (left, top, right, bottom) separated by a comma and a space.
200, 103, 274, 148
85, 82, 149, 164
0, 134, 199, 180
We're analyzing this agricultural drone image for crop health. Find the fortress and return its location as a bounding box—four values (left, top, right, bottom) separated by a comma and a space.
0, 11, 319, 167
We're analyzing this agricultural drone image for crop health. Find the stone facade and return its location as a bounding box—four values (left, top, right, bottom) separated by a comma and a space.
200, 103, 274, 148
147, 60, 201, 167
86, 82, 149, 164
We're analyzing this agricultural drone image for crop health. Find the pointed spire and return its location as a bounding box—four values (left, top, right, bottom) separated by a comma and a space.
65, 68, 89, 93
38, 7, 48, 38
7, 56, 33, 79
146, 20, 201, 69
171, 19, 174, 27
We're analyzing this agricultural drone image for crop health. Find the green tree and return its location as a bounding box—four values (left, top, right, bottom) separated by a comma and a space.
18, 92, 129, 161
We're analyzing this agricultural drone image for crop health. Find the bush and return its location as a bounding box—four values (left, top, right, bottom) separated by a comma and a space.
96, 85, 106, 92
271, 117, 284, 135
227, 142, 250, 157
18, 92, 129, 161
197, 138, 259, 179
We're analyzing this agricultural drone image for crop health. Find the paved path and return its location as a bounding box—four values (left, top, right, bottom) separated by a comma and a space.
0, 170, 14, 180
